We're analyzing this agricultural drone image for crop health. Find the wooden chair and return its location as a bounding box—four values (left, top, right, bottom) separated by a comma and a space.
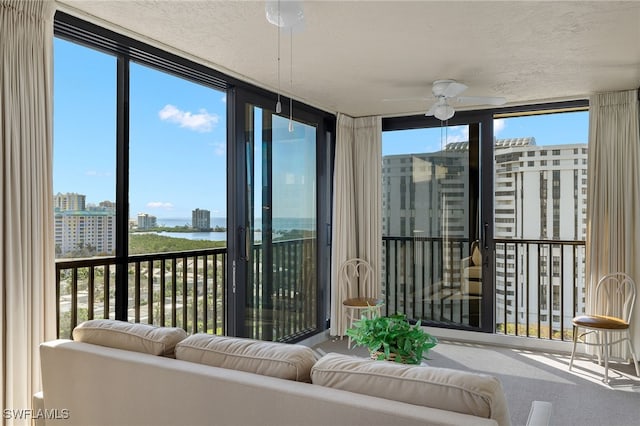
340, 258, 384, 347
569, 272, 640, 382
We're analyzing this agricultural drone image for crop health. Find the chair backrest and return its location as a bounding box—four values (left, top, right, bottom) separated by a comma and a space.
339, 258, 375, 300
595, 272, 636, 322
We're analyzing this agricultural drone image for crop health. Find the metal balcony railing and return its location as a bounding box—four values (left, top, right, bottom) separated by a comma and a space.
55, 238, 318, 342
56, 236, 586, 343
493, 238, 586, 340
382, 236, 586, 340
55, 247, 227, 339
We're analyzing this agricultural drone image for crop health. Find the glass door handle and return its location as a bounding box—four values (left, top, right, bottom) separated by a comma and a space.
238, 226, 248, 261
482, 222, 489, 250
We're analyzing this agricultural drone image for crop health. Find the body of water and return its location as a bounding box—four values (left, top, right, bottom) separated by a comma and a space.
152, 217, 315, 242
155, 231, 227, 241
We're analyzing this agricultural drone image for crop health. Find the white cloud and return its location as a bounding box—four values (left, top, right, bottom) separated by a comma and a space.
494, 118, 506, 135
158, 104, 219, 132
221, 95, 226, 104
146, 201, 174, 210
446, 126, 469, 144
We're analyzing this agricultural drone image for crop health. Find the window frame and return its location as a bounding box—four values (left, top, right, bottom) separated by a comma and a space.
54, 12, 334, 338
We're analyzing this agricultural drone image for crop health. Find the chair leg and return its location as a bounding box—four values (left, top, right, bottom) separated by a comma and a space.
602, 332, 609, 383
625, 330, 640, 376
569, 325, 578, 371
346, 311, 354, 349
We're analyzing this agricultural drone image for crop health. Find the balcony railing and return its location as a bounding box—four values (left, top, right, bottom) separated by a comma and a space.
245, 237, 318, 342
56, 247, 227, 339
382, 236, 586, 341
55, 238, 318, 342
57, 236, 586, 343
494, 238, 586, 340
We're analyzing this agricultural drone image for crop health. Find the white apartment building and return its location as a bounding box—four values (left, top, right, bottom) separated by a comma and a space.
54, 192, 85, 211
494, 138, 587, 335
55, 210, 115, 256
192, 208, 211, 230
54, 192, 116, 257
382, 138, 587, 333
137, 213, 157, 230
382, 147, 470, 320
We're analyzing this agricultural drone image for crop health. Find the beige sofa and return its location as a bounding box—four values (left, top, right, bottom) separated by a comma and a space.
35, 320, 546, 426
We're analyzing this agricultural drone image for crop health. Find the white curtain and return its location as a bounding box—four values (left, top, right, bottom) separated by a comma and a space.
586, 89, 640, 356
1, 0, 56, 419
330, 113, 382, 336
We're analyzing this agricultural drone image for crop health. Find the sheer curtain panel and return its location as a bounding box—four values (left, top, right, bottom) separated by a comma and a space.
330, 113, 382, 336
586, 89, 640, 356
0, 0, 56, 420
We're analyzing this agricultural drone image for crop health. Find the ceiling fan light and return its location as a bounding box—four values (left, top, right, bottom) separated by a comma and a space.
434, 103, 455, 121
265, 1, 304, 29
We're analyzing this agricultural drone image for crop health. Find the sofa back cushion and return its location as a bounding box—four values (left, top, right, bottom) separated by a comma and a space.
175, 334, 317, 382
72, 319, 187, 357
311, 353, 511, 426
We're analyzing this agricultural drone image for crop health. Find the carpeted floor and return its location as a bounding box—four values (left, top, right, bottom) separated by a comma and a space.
312, 338, 640, 426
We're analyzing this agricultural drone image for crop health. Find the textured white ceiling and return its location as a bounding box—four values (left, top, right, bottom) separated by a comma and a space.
57, 0, 640, 117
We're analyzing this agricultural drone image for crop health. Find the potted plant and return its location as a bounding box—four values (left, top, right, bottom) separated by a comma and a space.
346, 311, 438, 365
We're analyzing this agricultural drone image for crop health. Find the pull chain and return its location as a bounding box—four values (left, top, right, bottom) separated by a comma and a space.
288, 26, 294, 132
275, 0, 282, 113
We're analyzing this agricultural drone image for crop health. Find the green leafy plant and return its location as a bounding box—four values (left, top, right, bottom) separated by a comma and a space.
346, 311, 438, 364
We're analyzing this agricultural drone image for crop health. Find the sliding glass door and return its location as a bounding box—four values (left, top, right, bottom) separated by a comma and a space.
228, 91, 331, 342
382, 117, 493, 331
244, 107, 318, 340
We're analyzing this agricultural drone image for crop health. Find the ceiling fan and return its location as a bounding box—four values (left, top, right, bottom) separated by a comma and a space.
425, 80, 506, 121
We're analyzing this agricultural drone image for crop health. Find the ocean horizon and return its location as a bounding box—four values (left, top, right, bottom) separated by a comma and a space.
152, 217, 316, 242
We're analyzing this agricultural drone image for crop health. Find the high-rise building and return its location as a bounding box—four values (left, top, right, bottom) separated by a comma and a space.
54, 193, 116, 257
381, 138, 588, 332
137, 213, 157, 230
192, 208, 211, 230
494, 138, 588, 332
382, 145, 471, 318
383, 147, 469, 240
54, 192, 86, 211
55, 208, 115, 257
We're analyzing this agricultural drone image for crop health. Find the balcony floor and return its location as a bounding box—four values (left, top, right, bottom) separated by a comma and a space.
312, 337, 640, 426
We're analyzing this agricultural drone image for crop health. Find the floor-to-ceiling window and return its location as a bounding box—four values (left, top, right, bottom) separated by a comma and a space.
382, 103, 588, 337
53, 38, 117, 335
492, 107, 589, 340
127, 63, 227, 332
53, 12, 332, 341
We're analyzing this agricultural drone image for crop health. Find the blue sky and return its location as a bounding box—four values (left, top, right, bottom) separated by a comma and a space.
54, 38, 227, 219
54, 37, 589, 220
382, 111, 589, 156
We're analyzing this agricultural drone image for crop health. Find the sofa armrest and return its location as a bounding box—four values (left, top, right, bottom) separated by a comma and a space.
525, 401, 552, 426
32, 391, 45, 426
461, 255, 472, 270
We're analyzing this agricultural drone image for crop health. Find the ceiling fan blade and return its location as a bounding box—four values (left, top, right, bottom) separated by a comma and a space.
442, 81, 468, 98
456, 96, 506, 106
424, 103, 437, 116
424, 97, 448, 117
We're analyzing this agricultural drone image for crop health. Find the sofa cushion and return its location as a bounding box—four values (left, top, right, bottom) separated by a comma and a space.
311, 353, 511, 426
175, 333, 317, 382
72, 319, 187, 357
